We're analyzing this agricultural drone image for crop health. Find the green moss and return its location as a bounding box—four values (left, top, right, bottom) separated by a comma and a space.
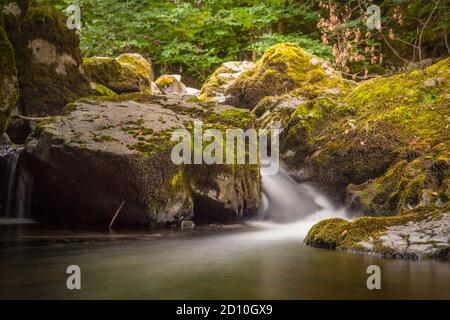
226, 43, 350, 109
92, 134, 116, 143
90, 82, 117, 97
305, 212, 432, 252
155, 75, 177, 89
116, 53, 152, 81
83, 54, 152, 94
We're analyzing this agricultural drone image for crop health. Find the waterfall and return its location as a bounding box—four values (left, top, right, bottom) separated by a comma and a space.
249, 164, 348, 240
1, 146, 34, 223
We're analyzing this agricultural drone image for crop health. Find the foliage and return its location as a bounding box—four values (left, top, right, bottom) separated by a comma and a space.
45, 0, 449, 83
49, 0, 328, 83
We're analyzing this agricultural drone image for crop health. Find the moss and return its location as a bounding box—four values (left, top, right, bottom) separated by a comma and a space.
1, 0, 31, 40
14, 6, 91, 116
204, 108, 255, 128
345, 144, 449, 216
290, 57, 450, 197
90, 82, 117, 97
155, 75, 177, 88
92, 134, 116, 143
0, 25, 18, 134
305, 212, 432, 252
226, 43, 350, 109
116, 53, 152, 81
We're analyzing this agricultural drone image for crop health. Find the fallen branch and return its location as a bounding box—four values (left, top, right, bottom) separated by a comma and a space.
108, 201, 126, 231
12, 114, 54, 122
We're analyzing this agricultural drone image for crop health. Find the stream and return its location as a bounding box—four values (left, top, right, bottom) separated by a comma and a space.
0, 165, 449, 299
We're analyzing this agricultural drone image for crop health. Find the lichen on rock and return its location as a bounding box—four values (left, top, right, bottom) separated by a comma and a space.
27, 94, 261, 227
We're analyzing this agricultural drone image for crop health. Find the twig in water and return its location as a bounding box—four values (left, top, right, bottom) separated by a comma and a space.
108, 201, 125, 231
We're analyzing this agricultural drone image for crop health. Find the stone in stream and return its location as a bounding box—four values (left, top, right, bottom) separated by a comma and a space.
304, 209, 450, 260
26, 94, 261, 227
12, 6, 91, 117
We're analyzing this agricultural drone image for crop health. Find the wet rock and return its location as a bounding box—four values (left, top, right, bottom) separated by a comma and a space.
181, 220, 195, 230
360, 212, 450, 259
305, 207, 450, 260
154, 75, 187, 95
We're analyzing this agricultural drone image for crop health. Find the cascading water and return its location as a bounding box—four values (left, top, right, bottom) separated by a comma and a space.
246, 164, 348, 241
0, 145, 34, 223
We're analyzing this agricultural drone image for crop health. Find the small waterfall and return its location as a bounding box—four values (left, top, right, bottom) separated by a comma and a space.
1, 146, 34, 223
248, 164, 348, 240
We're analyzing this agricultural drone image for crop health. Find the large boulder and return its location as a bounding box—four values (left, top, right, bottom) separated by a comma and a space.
13, 6, 91, 116
225, 43, 350, 109
0, 26, 18, 134
199, 61, 255, 103
83, 53, 153, 94
301, 58, 450, 199
26, 94, 261, 227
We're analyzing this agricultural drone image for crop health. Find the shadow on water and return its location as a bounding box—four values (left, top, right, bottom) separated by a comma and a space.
0, 165, 449, 299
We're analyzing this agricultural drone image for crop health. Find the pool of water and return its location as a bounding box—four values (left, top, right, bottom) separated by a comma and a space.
0, 167, 448, 299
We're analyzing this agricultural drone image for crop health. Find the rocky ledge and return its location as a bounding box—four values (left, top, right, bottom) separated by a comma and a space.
24, 94, 260, 227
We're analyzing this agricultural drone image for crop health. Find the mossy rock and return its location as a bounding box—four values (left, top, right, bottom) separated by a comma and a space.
199, 61, 255, 103
346, 143, 449, 215
225, 43, 350, 109
305, 206, 449, 259
83, 53, 152, 94
28, 93, 261, 227
289, 57, 450, 197
0, 26, 18, 134
90, 82, 117, 97
155, 75, 187, 95
13, 6, 91, 116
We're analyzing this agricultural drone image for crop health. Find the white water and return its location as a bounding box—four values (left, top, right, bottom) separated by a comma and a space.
244, 165, 348, 241
1, 148, 34, 223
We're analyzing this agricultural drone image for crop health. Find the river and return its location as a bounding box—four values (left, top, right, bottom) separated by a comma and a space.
0, 166, 449, 299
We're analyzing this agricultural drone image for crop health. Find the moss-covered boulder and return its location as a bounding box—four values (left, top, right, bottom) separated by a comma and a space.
199, 61, 255, 103
155, 75, 187, 95
83, 53, 152, 94
26, 94, 261, 227
225, 43, 349, 109
0, 26, 18, 134
305, 206, 450, 260
346, 143, 449, 216
13, 6, 91, 116
283, 58, 450, 200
